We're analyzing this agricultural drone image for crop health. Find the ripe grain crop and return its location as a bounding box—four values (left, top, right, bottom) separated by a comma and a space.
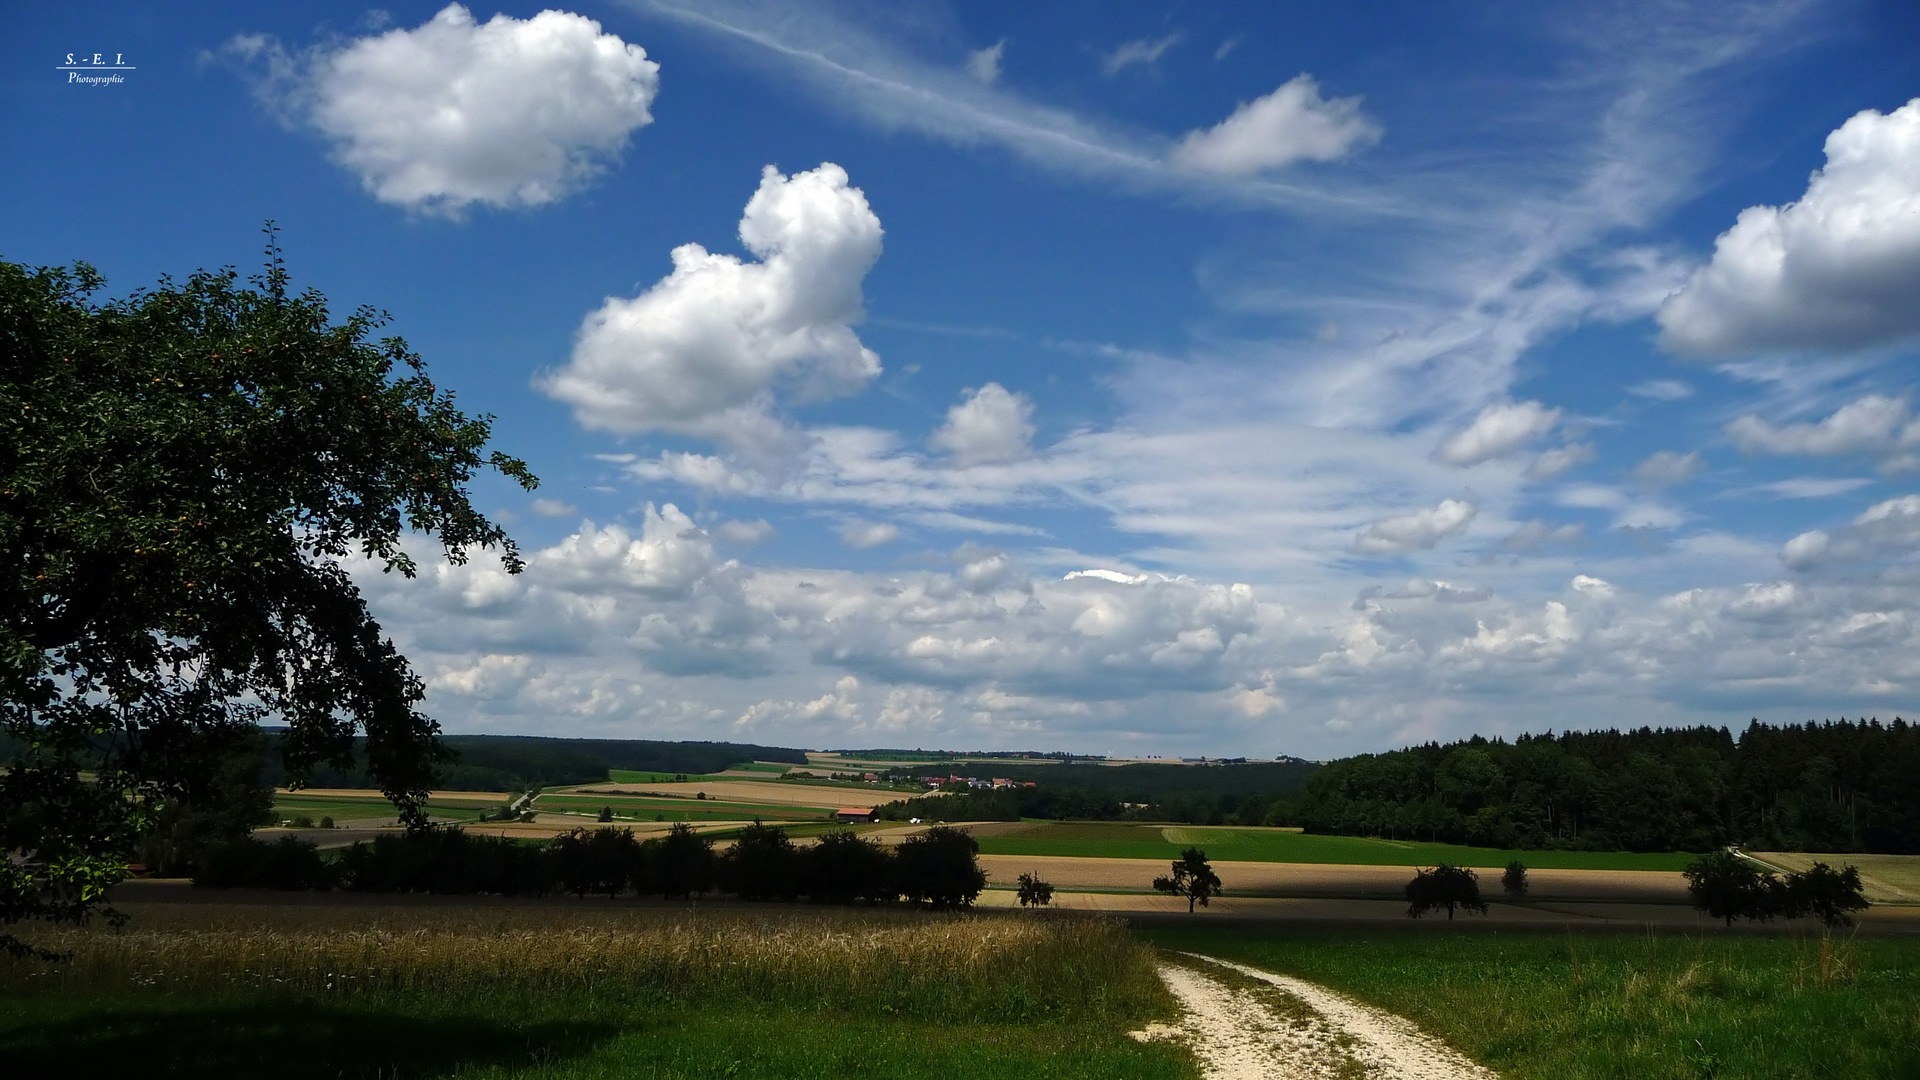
5, 906, 1160, 1025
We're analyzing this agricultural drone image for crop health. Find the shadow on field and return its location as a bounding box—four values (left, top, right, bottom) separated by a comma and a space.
4, 1003, 620, 1079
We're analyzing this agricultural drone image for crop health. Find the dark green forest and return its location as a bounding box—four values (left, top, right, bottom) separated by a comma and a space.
1293, 719, 1920, 854
258, 733, 808, 791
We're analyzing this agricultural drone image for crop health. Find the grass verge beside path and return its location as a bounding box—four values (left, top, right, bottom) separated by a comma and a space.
977, 823, 1696, 870
1144, 925, 1920, 1080
3, 905, 1193, 1080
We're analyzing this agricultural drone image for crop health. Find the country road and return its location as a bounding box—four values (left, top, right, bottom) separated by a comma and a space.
1139, 953, 1496, 1079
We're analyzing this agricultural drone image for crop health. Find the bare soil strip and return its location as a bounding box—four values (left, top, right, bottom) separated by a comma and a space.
1145, 953, 1496, 1080
976, 854, 1689, 902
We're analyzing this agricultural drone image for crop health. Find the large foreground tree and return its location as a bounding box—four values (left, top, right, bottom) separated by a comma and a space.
0, 234, 534, 954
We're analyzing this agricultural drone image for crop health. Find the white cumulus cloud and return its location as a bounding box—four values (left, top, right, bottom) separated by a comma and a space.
1352, 499, 1477, 554
1434, 400, 1561, 467
265, 4, 659, 215
1171, 75, 1382, 176
929, 383, 1036, 466
1658, 99, 1920, 355
541, 163, 883, 455
1783, 494, 1920, 569
1727, 393, 1920, 471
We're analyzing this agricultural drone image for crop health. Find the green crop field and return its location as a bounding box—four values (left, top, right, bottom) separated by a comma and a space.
537, 794, 823, 820
1145, 925, 1920, 1080
606, 769, 694, 784
974, 823, 1698, 871
270, 794, 501, 824
729, 762, 792, 774
2, 904, 1192, 1080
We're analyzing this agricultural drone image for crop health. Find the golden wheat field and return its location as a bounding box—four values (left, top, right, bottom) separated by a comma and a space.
3, 902, 1163, 1021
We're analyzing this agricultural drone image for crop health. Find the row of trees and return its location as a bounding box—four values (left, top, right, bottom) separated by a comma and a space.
198, 823, 992, 908
1399, 855, 1869, 929
1682, 851, 1871, 928
1294, 721, 1920, 853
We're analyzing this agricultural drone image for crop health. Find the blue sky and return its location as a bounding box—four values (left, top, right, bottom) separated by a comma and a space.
7, 0, 1920, 756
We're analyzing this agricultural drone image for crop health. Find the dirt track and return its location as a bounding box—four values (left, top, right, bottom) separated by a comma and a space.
1149, 954, 1498, 1079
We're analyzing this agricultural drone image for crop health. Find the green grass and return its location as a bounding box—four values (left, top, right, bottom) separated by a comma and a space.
3, 906, 1192, 1080
974, 823, 1697, 871
270, 794, 502, 824
606, 769, 695, 784
536, 794, 825, 820
1, 997, 1186, 1080
728, 762, 793, 774
1146, 926, 1920, 1080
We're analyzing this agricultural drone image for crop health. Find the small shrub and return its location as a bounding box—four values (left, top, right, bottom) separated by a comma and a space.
318, 816, 334, 829
1502, 860, 1529, 902
1017, 872, 1055, 908
597, 805, 613, 823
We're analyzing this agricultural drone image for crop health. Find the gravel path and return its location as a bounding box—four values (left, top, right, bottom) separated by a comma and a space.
1137, 953, 1498, 1080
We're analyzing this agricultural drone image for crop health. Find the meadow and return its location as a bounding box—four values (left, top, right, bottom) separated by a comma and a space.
1755, 851, 1920, 905
535, 793, 823, 822
975, 823, 1699, 871
270, 793, 504, 826
1146, 924, 1920, 1080
3, 904, 1191, 1080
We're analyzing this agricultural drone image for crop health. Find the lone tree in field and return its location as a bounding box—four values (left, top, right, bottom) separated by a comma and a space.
1016, 872, 1054, 908
1502, 860, 1529, 902
0, 235, 534, 956
1405, 864, 1488, 920
1153, 847, 1223, 912
1683, 849, 1779, 926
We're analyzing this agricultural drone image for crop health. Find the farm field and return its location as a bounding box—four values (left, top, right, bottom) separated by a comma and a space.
975, 854, 1691, 902
567, 777, 901, 809
537, 793, 823, 821
1, 901, 1192, 1080
974, 822, 1699, 871
270, 791, 507, 825
1755, 851, 1920, 905
1144, 925, 1920, 1079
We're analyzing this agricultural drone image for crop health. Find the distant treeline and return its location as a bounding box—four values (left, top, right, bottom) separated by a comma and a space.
887, 760, 1319, 825
197, 823, 988, 908
1293, 720, 1920, 854
258, 733, 809, 791
831, 748, 1080, 763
